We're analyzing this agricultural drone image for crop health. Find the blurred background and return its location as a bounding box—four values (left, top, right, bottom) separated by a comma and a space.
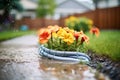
0, 0, 120, 31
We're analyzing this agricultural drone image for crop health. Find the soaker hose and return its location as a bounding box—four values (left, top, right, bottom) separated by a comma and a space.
38, 45, 91, 63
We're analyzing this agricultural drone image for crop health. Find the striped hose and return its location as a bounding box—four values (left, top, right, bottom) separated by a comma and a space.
38, 45, 91, 63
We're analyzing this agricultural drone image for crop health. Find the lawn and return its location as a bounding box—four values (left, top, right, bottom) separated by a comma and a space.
86, 30, 120, 61
0, 30, 35, 42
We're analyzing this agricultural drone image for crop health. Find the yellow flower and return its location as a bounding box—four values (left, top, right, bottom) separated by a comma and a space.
88, 20, 93, 25
62, 33, 74, 45
65, 19, 69, 24
63, 27, 74, 34
69, 16, 77, 22
56, 28, 74, 45
52, 32, 58, 38
57, 28, 67, 39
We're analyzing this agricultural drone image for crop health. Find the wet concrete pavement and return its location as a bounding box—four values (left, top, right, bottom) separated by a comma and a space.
0, 35, 110, 80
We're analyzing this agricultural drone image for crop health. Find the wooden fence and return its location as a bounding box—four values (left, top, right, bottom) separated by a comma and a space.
14, 6, 120, 30
14, 18, 59, 30
59, 6, 120, 29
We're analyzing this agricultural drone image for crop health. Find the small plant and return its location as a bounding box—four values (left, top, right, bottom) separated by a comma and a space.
65, 16, 93, 32
90, 27, 100, 37
38, 25, 89, 52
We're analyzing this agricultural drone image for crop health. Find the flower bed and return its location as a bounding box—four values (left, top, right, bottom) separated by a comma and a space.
38, 25, 91, 63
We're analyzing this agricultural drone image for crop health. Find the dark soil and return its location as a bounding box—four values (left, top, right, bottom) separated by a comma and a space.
87, 51, 120, 80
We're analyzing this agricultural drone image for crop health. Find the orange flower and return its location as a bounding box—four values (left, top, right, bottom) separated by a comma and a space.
63, 27, 73, 32
81, 34, 89, 44
74, 31, 84, 41
37, 28, 46, 35
74, 31, 80, 41
47, 25, 60, 32
39, 29, 51, 44
79, 30, 84, 35
90, 27, 100, 37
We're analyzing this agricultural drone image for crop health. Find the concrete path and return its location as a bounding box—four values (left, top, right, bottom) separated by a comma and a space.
0, 35, 109, 80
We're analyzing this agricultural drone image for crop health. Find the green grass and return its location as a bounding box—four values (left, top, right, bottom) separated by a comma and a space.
0, 30, 35, 42
86, 30, 120, 61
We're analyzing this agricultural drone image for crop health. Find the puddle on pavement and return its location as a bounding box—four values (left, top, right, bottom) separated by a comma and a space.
0, 58, 110, 80
39, 58, 110, 80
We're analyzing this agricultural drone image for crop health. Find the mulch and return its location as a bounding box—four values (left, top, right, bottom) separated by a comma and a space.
87, 51, 120, 80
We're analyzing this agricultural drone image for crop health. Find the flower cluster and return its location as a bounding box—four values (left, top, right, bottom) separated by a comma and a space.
65, 16, 93, 32
38, 25, 89, 51
65, 16, 78, 27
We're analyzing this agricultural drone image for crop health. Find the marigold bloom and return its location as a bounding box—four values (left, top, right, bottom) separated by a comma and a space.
57, 28, 67, 39
74, 31, 80, 41
47, 25, 60, 32
74, 31, 84, 41
90, 27, 100, 37
88, 20, 93, 25
39, 29, 51, 44
69, 16, 78, 22
62, 33, 74, 45
37, 28, 46, 35
79, 30, 84, 35
63, 27, 69, 31
81, 34, 89, 44
65, 19, 69, 24
63, 27, 74, 34
52, 32, 58, 38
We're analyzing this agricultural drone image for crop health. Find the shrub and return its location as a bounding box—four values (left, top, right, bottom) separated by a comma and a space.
65, 16, 93, 32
